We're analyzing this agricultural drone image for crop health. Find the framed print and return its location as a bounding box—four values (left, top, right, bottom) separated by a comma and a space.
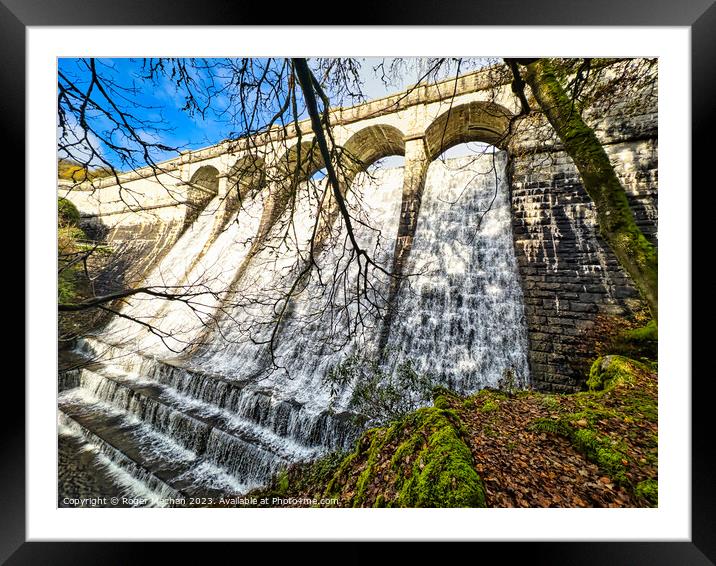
9, 0, 712, 562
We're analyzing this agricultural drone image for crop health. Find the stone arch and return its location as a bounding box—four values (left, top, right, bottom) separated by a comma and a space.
273, 140, 326, 182
183, 165, 220, 230
340, 124, 406, 182
376, 106, 512, 353
225, 155, 266, 215
253, 140, 326, 246
304, 125, 407, 256
198, 155, 268, 240
424, 101, 513, 161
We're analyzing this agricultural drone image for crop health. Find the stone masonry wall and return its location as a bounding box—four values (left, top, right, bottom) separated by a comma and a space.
507, 64, 658, 392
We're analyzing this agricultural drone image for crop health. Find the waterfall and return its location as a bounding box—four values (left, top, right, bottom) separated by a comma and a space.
385, 151, 530, 392
101, 192, 266, 355
192, 167, 404, 408
62, 153, 529, 505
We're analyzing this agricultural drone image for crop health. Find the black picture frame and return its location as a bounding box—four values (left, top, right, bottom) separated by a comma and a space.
9, 1, 710, 563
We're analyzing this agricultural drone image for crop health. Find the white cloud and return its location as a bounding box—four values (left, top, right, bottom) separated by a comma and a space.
56, 113, 106, 167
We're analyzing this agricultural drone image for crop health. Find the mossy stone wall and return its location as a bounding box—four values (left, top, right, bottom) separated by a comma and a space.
508, 89, 657, 392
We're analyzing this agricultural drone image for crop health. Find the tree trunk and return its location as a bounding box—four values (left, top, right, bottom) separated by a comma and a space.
522, 58, 658, 320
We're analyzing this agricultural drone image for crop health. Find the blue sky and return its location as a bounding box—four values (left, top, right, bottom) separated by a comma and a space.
58, 58, 232, 167
58, 57, 492, 170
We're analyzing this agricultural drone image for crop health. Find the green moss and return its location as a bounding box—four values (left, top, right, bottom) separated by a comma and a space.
481, 388, 509, 401
623, 320, 657, 343
277, 469, 289, 493
530, 416, 630, 485
326, 396, 485, 508
480, 399, 499, 413
58, 270, 79, 303
540, 395, 561, 411
325, 430, 376, 501
612, 320, 658, 360
59, 225, 86, 243
529, 354, 657, 500
58, 197, 80, 226
431, 386, 455, 400
393, 410, 485, 508
325, 451, 359, 498
635, 479, 658, 507
352, 431, 385, 507
482, 424, 498, 438
529, 417, 573, 437
253, 449, 348, 505
57, 197, 90, 306
572, 428, 629, 484
621, 390, 658, 422
587, 355, 650, 391
58, 224, 90, 304
567, 406, 617, 426
390, 427, 423, 467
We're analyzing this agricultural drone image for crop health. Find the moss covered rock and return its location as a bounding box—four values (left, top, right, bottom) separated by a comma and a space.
325, 395, 486, 508
253, 355, 657, 508
587, 355, 651, 392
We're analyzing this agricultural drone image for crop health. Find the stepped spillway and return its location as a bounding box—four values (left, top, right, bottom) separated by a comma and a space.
58, 153, 530, 506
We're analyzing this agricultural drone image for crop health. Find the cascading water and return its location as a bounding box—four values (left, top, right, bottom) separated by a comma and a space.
59, 153, 530, 506
193, 167, 404, 409
385, 151, 530, 392
101, 191, 266, 355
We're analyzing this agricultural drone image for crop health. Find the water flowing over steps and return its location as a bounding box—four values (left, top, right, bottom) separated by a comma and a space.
59, 399, 200, 500
58, 426, 156, 507
58, 155, 532, 505
58, 351, 339, 503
